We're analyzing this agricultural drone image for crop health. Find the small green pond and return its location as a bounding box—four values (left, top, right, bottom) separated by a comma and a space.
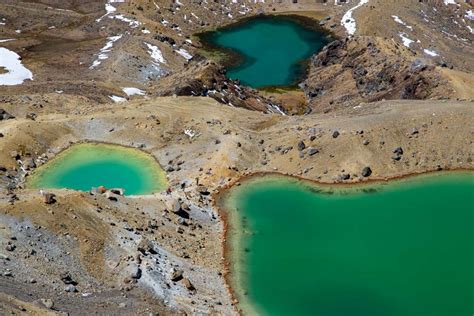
199, 15, 330, 88
222, 172, 474, 316
27, 143, 167, 195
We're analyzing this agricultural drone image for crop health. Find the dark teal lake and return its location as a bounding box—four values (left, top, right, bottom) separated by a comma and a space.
200, 16, 330, 88
222, 172, 474, 316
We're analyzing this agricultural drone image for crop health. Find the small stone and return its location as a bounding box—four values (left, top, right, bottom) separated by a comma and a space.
197, 185, 209, 195
332, 131, 340, 138
411, 128, 419, 135
40, 299, 54, 309
60, 272, 77, 285
363, 140, 370, 146
65, 284, 77, 292
393, 147, 404, 155
5, 244, 15, 252
307, 148, 319, 156
340, 173, 350, 180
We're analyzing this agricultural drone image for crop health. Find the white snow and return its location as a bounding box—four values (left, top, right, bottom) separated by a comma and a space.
145, 42, 166, 64
110, 14, 141, 28
465, 10, 474, 21
341, 0, 370, 36
176, 48, 193, 61
392, 15, 413, 30
423, 49, 439, 57
122, 87, 145, 96
0, 47, 33, 86
109, 95, 127, 103
399, 33, 414, 47
443, 0, 456, 5
90, 34, 122, 69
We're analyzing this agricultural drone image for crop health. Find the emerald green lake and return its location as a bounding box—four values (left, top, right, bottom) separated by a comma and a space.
200, 16, 330, 88
223, 173, 474, 316
28, 143, 167, 195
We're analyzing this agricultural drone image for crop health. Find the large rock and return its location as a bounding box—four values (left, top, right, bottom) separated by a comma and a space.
39, 299, 54, 309
0, 109, 14, 120
362, 166, 372, 177
130, 265, 142, 279
182, 277, 195, 291
170, 269, 184, 282
60, 272, 77, 285
297, 141, 306, 151
43, 193, 56, 204
307, 147, 319, 156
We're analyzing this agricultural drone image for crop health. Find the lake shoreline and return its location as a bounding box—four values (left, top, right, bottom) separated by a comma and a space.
195, 13, 334, 90
213, 168, 474, 314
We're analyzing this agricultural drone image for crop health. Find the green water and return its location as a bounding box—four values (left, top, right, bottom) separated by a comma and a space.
200, 16, 330, 88
27, 143, 167, 195
223, 173, 474, 316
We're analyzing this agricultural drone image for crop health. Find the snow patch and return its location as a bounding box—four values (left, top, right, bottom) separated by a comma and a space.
145, 42, 166, 64
122, 87, 145, 96
399, 33, 414, 47
176, 48, 193, 61
0, 47, 33, 86
109, 95, 127, 103
90, 34, 122, 69
423, 49, 439, 57
341, 0, 370, 36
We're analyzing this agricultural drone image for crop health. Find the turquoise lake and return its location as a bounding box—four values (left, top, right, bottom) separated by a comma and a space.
200, 16, 330, 88
27, 143, 167, 195
222, 172, 474, 316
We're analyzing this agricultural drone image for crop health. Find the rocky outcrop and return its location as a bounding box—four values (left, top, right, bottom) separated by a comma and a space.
156, 59, 285, 113
303, 37, 450, 112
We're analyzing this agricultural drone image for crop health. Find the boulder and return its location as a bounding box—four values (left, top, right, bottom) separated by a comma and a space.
130, 265, 142, 279
362, 167, 372, 177
43, 193, 56, 204
104, 191, 119, 201
170, 269, 184, 282
307, 148, 319, 156
110, 188, 125, 196
393, 147, 404, 155
182, 278, 195, 291
167, 199, 182, 214
64, 285, 77, 292
0, 109, 14, 120
297, 141, 306, 151
340, 173, 351, 180
196, 185, 210, 195
60, 272, 77, 285
39, 299, 54, 309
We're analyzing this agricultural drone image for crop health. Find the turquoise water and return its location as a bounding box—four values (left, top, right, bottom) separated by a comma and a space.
224, 173, 474, 316
200, 16, 329, 88
28, 143, 167, 195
